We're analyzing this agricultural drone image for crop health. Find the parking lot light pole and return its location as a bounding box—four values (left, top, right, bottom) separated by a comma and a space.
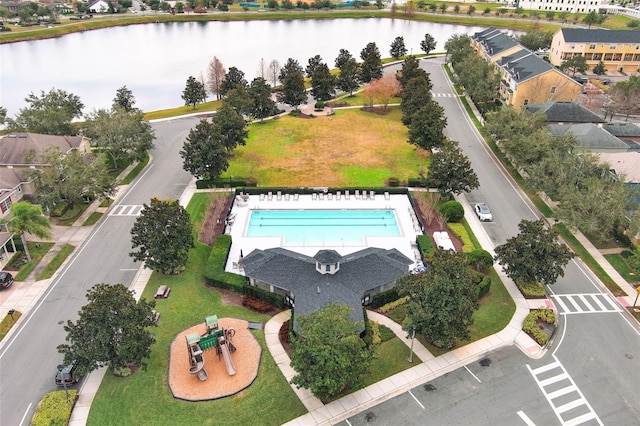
407, 324, 417, 363
57, 364, 69, 403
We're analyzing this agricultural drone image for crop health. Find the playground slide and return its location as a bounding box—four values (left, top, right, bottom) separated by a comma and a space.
188, 351, 208, 381
218, 337, 237, 376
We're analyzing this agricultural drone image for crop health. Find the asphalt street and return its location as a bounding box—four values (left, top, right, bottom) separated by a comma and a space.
0, 116, 197, 426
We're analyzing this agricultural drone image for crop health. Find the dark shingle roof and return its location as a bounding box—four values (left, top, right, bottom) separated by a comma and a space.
525, 101, 605, 123
497, 49, 566, 83
240, 247, 412, 332
473, 27, 520, 57
560, 28, 640, 44
548, 123, 629, 151
0, 133, 85, 165
604, 123, 640, 138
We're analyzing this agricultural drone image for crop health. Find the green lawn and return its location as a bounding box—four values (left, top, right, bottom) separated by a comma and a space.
226, 108, 428, 187
87, 197, 307, 426
36, 244, 75, 280
605, 253, 639, 283
11, 242, 55, 281
362, 337, 419, 388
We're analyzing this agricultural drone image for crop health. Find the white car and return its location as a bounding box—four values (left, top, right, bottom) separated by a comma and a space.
475, 203, 492, 222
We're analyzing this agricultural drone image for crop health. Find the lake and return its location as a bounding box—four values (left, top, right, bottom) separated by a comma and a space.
0, 18, 486, 116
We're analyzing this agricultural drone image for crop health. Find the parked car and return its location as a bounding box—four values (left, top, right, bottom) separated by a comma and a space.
474, 203, 493, 222
0, 271, 14, 290
55, 363, 79, 386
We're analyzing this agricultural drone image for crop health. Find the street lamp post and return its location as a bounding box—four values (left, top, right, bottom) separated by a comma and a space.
407, 324, 416, 363
57, 364, 70, 403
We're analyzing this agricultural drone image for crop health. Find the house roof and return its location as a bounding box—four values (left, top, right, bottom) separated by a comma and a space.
498, 49, 577, 86
525, 101, 606, 123
597, 152, 640, 183
0, 133, 86, 166
548, 123, 630, 151
603, 123, 640, 138
0, 168, 30, 191
473, 27, 520, 58
240, 247, 412, 332
558, 28, 640, 44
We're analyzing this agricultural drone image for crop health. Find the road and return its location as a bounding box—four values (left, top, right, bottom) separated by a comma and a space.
0, 116, 197, 426
339, 58, 640, 426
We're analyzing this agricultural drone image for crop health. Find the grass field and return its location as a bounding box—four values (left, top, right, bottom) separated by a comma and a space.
226, 107, 428, 187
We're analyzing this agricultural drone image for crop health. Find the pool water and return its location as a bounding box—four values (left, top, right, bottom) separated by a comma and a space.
246, 209, 400, 245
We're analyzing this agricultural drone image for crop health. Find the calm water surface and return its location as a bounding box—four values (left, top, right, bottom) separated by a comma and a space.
0, 19, 486, 115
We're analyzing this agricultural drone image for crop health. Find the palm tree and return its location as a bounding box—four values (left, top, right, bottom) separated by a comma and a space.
2, 202, 52, 262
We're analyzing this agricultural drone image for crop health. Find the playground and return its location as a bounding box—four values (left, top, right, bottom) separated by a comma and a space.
168, 317, 262, 401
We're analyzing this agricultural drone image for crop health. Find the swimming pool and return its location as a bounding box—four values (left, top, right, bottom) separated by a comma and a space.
246, 209, 400, 246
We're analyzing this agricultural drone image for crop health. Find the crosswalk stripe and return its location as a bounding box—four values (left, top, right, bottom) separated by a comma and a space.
556, 398, 585, 414
539, 373, 568, 387
564, 412, 597, 426
591, 295, 608, 311
109, 205, 143, 216
547, 385, 577, 400
531, 361, 560, 375
553, 296, 571, 313
552, 293, 621, 314
578, 294, 594, 311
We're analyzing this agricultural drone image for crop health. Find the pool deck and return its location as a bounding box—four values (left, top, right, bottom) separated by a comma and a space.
225, 192, 424, 273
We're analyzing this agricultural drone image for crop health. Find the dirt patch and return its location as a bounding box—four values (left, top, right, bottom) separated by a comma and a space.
412, 196, 464, 253
199, 194, 234, 246
168, 318, 261, 401
360, 106, 392, 115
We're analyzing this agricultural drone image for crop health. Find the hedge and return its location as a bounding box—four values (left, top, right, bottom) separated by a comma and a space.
32, 390, 78, 426
477, 276, 491, 299
515, 279, 546, 298
370, 288, 401, 309
243, 284, 285, 309
379, 296, 410, 314
203, 234, 245, 292
467, 249, 494, 271
196, 177, 256, 189
416, 235, 436, 260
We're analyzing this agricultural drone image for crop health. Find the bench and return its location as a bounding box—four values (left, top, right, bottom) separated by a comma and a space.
155, 285, 171, 299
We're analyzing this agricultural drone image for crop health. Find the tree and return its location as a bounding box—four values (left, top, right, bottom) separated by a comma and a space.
57, 283, 156, 376
408, 100, 447, 151
420, 33, 436, 55
426, 139, 479, 195
6, 88, 84, 135
400, 75, 433, 126
310, 63, 336, 102
277, 70, 307, 110
267, 59, 281, 87
290, 302, 374, 401
593, 61, 606, 75
278, 57, 305, 83
560, 55, 588, 76
130, 197, 194, 274
444, 34, 473, 67
256, 57, 266, 79
334, 48, 353, 69
360, 42, 383, 83
609, 75, 640, 121
224, 85, 255, 118
182, 76, 206, 109
336, 57, 360, 96
84, 108, 155, 167
454, 55, 500, 106
180, 119, 232, 180
583, 10, 600, 28
397, 250, 479, 349
27, 149, 115, 212
1, 202, 51, 262
248, 77, 279, 121
112, 86, 137, 112
219, 66, 248, 97
214, 103, 248, 149
495, 219, 574, 286
396, 55, 429, 89
389, 36, 407, 59
207, 56, 227, 100
0, 106, 6, 127
516, 30, 554, 52
467, 5, 475, 15
306, 54, 323, 78
361, 74, 399, 109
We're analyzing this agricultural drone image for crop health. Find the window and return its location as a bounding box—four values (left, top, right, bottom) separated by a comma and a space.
0, 197, 11, 214
589, 44, 596, 49
523, 99, 529, 106
570, 44, 576, 49
325, 264, 330, 272
551, 86, 557, 94
610, 44, 616, 50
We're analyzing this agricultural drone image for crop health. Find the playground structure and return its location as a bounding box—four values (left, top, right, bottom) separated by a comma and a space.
186, 315, 237, 381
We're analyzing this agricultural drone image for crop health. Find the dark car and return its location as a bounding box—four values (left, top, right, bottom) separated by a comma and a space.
55, 363, 79, 386
0, 271, 14, 290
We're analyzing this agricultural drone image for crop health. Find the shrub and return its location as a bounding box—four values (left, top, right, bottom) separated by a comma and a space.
370, 288, 400, 308
387, 304, 407, 324
515, 279, 546, 298
378, 324, 395, 342
379, 296, 410, 314
32, 390, 78, 426
370, 321, 382, 346
243, 284, 285, 309
477, 275, 491, 299
314, 101, 325, 109
387, 177, 400, 187
523, 308, 556, 346
467, 249, 494, 271
437, 200, 464, 222
448, 223, 474, 252
407, 177, 427, 187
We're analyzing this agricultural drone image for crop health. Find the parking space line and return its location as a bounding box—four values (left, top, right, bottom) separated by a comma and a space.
517, 410, 536, 426
464, 365, 481, 383
408, 390, 425, 410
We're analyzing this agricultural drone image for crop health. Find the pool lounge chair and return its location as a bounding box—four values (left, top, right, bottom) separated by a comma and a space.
293, 193, 299, 201
268, 192, 273, 201
259, 193, 265, 201
277, 191, 282, 201
312, 193, 317, 201
384, 192, 390, 200
345, 190, 350, 200
319, 192, 324, 200
284, 193, 290, 201
370, 191, 375, 200
336, 191, 341, 200
355, 190, 361, 199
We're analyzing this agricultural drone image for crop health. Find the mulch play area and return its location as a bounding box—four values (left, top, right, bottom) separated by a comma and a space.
168, 317, 261, 401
